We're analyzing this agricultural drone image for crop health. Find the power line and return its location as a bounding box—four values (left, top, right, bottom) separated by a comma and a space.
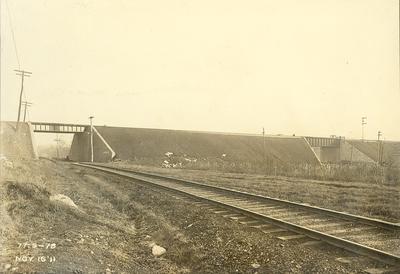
5, 0, 35, 125
26, 107, 31, 121
5, 0, 21, 69
15, 69, 32, 129
262, 127, 266, 162
89, 116, 95, 162
361, 117, 367, 141
22, 101, 33, 122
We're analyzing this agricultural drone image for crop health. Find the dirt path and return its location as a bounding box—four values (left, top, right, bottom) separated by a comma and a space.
0, 160, 386, 273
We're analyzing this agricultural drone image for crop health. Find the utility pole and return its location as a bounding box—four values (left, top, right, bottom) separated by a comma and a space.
89, 116, 95, 162
15, 69, 32, 130
54, 135, 61, 159
22, 101, 33, 122
361, 117, 367, 141
262, 127, 266, 162
377, 131, 383, 165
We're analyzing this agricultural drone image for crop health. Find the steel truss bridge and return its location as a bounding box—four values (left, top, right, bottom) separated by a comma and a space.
31, 122, 87, 133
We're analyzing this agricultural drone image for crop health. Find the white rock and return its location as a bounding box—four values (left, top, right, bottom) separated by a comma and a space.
251, 263, 260, 269
152, 245, 166, 257
50, 194, 78, 208
0, 156, 13, 168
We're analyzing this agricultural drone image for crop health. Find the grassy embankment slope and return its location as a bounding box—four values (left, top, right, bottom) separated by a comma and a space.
0, 159, 196, 273
90, 126, 319, 165
81, 126, 400, 183
348, 140, 400, 164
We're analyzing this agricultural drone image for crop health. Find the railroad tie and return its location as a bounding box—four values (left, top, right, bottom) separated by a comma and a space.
298, 240, 323, 247
229, 216, 248, 221
309, 221, 349, 229
248, 224, 273, 229
262, 228, 286, 234
75, 163, 400, 267
222, 213, 241, 218
213, 210, 230, 214
335, 256, 370, 265
239, 220, 262, 225
326, 226, 376, 235
363, 266, 400, 274
277, 234, 307, 241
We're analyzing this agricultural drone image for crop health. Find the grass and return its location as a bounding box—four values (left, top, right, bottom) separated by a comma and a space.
0, 159, 192, 273
74, 126, 320, 164
111, 160, 400, 222
114, 155, 400, 185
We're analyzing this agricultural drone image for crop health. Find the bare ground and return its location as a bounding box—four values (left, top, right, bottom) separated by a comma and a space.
0, 159, 391, 273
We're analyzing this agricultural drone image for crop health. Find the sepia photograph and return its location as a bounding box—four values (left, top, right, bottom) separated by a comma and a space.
0, 0, 399, 273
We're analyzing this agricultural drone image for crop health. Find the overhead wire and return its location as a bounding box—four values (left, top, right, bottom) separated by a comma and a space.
5, 0, 20, 70
5, 0, 32, 121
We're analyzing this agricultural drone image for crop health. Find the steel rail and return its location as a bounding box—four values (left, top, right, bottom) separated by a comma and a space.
74, 163, 400, 266
81, 162, 400, 231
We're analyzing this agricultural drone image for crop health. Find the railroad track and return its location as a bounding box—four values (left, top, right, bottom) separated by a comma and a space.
74, 162, 400, 270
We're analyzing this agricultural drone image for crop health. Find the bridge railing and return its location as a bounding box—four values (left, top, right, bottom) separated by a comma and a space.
305, 136, 341, 147
31, 122, 87, 133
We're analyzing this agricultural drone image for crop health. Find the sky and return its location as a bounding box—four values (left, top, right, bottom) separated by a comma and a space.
1, 0, 399, 145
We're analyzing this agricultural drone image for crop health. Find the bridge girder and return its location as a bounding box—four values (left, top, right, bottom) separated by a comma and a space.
31, 122, 87, 133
